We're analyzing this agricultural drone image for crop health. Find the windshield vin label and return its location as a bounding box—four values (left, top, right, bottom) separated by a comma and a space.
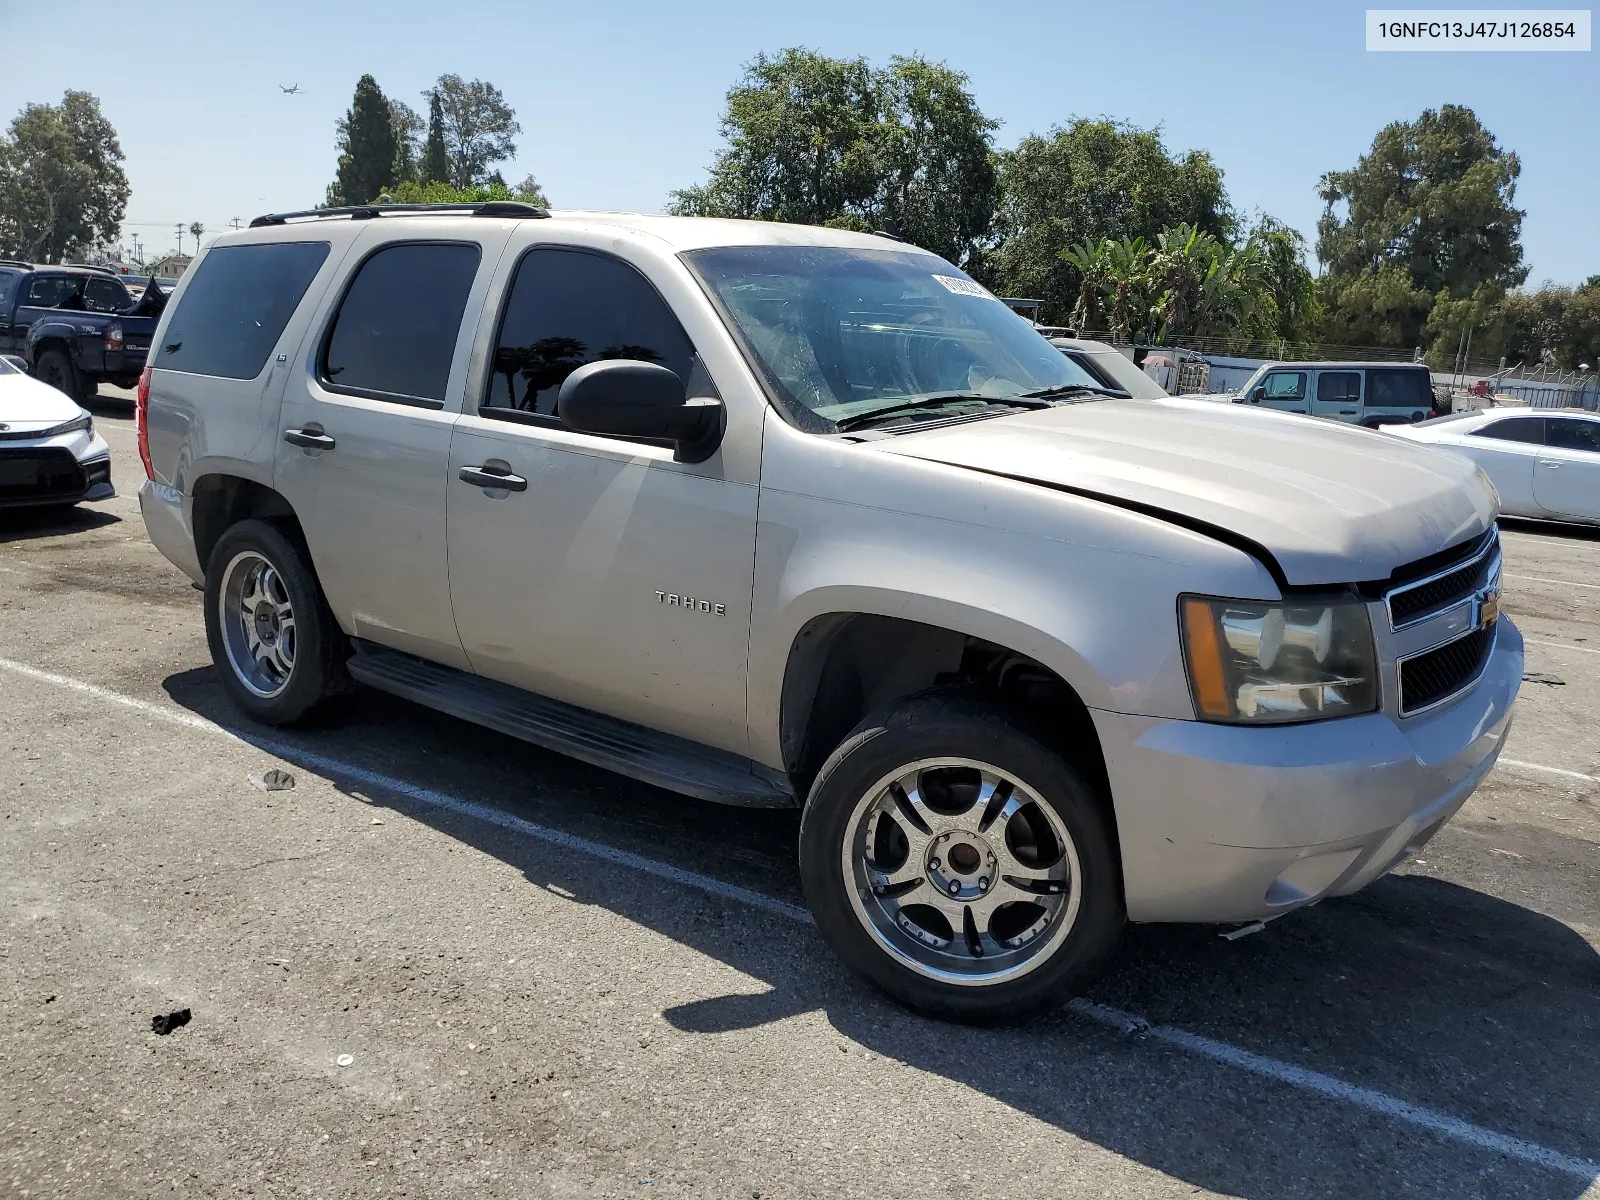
932, 275, 996, 299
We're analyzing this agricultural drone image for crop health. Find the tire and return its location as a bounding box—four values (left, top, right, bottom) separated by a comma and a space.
799, 689, 1124, 1023
34, 350, 87, 403
203, 519, 350, 724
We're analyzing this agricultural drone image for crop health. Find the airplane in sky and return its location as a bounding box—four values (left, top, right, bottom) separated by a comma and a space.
279, 84, 301, 95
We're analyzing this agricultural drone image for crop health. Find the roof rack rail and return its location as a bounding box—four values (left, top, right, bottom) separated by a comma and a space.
0, 259, 33, 270
63, 262, 118, 275
250, 201, 551, 228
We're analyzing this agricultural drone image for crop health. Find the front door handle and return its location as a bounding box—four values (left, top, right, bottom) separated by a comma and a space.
459, 464, 528, 492
1339, 408, 1357, 415
1538, 460, 1559, 468
284, 427, 336, 450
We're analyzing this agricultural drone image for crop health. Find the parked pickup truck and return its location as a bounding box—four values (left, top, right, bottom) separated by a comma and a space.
138, 205, 1520, 1021
0, 263, 165, 401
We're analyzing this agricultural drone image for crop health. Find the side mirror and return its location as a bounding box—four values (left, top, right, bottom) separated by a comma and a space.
1251, 386, 1266, 402
557, 359, 725, 464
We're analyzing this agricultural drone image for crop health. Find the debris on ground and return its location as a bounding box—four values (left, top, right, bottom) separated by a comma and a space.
336, 1053, 355, 1067
1522, 672, 1566, 687
151, 1008, 191, 1035
249, 769, 296, 792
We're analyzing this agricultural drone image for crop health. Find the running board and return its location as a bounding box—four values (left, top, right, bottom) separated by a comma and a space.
346, 642, 796, 809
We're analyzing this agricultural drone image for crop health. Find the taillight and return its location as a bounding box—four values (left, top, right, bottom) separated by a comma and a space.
136, 365, 154, 480
105, 321, 124, 351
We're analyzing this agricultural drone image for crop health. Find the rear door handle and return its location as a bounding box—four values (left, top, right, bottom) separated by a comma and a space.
1538, 460, 1559, 468
283, 428, 336, 450
459, 465, 528, 492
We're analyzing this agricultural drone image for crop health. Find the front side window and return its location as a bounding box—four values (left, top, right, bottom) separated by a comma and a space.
1369, 368, 1431, 406
322, 242, 481, 405
25, 276, 77, 308
157, 241, 330, 379
485, 248, 697, 417
1316, 372, 1361, 404
1546, 418, 1600, 453
1262, 372, 1306, 400
0, 270, 19, 307
684, 245, 1103, 430
1474, 417, 1545, 444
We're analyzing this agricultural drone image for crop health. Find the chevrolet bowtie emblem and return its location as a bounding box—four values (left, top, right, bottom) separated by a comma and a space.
1474, 583, 1501, 629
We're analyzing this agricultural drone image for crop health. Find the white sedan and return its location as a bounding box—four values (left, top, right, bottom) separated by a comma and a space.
1387, 407, 1600, 526
0, 354, 114, 511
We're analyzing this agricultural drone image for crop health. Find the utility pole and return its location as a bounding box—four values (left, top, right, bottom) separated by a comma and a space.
229, 216, 243, 230
175, 223, 185, 256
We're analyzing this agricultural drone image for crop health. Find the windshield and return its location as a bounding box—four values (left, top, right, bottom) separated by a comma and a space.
685, 245, 1105, 430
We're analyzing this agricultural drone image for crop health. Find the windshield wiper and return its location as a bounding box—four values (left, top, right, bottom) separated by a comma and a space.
834, 393, 1048, 432
1021, 383, 1127, 400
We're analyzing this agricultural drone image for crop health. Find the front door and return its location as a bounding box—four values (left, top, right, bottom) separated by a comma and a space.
445, 245, 757, 756
1534, 417, 1600, 519
1252, 369, 1308, 414
275, 229, 503, 669
1311, 369, 1363, 422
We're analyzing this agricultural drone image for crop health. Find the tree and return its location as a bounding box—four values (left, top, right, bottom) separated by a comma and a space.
1248, 216, 1319, 342
328, 75, 399, 207
426, 75, 520, 189
1314, 265, 1434, 348
188, 221, 204, 252
1316, 105, 1526, 347
668, 49, 1000, 266
389, 98, 423, 186
420, 91, 449, 186
984, 119, 1231, 322
388, 176, 549, 207
0, 90, 129, 262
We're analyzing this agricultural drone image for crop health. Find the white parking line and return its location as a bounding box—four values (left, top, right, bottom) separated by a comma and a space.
1499, 759, 1600, 784
1, 654, 1597, 1183
1506, 573, 1600, 590
1524, 637, 1600, 657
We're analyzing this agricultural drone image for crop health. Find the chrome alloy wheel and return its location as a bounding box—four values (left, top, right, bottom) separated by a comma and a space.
842, 758, 1082, 985
218, 550, 297, 698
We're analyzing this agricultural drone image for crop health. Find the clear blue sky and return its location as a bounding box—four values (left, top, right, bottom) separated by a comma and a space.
3, 0, 1595, 282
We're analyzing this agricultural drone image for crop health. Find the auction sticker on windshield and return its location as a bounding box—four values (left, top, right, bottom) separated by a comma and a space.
932, 275, 996, 299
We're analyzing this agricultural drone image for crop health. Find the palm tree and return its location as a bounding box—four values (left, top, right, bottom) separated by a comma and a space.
1062, 242, 1107, 334
188, 222, 205, 254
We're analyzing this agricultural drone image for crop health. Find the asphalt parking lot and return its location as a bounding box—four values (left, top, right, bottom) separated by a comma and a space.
2, 391, 1596, 1199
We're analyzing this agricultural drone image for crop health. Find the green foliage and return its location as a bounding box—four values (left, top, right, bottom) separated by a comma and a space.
669, 49, 999, 266
1498, 285, 1600, 370
1315, 104, 1526, 350
1248, 216, 1319, 342
0, 90, 129, 262
426, 75, 520, 189
420, 92, 450, 186
985, 119, 1231, 322
329, 75, 399, 207
388, 176, 548, 207
389, 99, 424, 188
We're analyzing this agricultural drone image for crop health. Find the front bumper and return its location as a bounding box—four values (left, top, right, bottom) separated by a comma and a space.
0, 432, 114, 508
1093, 617, 1523, 923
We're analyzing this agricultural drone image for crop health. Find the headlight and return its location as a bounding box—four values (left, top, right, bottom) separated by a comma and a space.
44, 413, 92, 437
1180, 595, 1378, 724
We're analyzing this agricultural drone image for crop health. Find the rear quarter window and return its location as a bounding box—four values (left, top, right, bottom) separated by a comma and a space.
1368, 369, 1432, 406
156, 241, 331, 379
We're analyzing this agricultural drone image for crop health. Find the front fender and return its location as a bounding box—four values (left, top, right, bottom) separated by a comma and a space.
746, 424, 1281, 770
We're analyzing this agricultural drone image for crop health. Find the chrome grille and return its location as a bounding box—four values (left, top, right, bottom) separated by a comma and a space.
1386, 531, 1498, 629
1399, 624, 1496, 713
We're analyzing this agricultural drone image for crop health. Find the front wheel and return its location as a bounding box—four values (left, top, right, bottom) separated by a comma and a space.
799, 691, 1124, 1022
204, 519, 349, 724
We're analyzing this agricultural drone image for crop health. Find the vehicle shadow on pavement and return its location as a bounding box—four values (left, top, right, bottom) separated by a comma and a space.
1500, 517, 1600, 543
0, 506, 120, 543
162, 671, 1600, 1199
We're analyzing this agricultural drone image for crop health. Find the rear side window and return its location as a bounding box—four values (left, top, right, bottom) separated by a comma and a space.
485, 248, 696, 417
1317, 372, 1361, 403
84, 277, 132, 313
25, 276, 78, 308
0, 270, 18, 307
321, 242, 481, 406
1368, 369, 1431, 406
1473, 417, 1545, 444
157, 241, 330, 379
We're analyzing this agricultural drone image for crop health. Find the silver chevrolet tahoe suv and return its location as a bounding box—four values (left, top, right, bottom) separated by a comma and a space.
138, 202, 1521, 1021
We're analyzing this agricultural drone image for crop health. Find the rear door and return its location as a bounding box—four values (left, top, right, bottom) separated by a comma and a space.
1534, 417, 1600, 519
0, 270, 24, 351
1311, 369, 1362, 422
275, 223, 509, 669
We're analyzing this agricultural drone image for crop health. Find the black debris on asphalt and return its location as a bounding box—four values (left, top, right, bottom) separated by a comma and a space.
151, 1008, 191, 1036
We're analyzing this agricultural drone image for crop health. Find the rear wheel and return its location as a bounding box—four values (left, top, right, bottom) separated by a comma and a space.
799, 690, 1124, 1022
204, 520, 349, 724
34, 350, 87, 403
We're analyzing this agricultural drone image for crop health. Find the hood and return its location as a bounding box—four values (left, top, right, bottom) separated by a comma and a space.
875, 397, 1495, 586
0, 371, 89, 429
